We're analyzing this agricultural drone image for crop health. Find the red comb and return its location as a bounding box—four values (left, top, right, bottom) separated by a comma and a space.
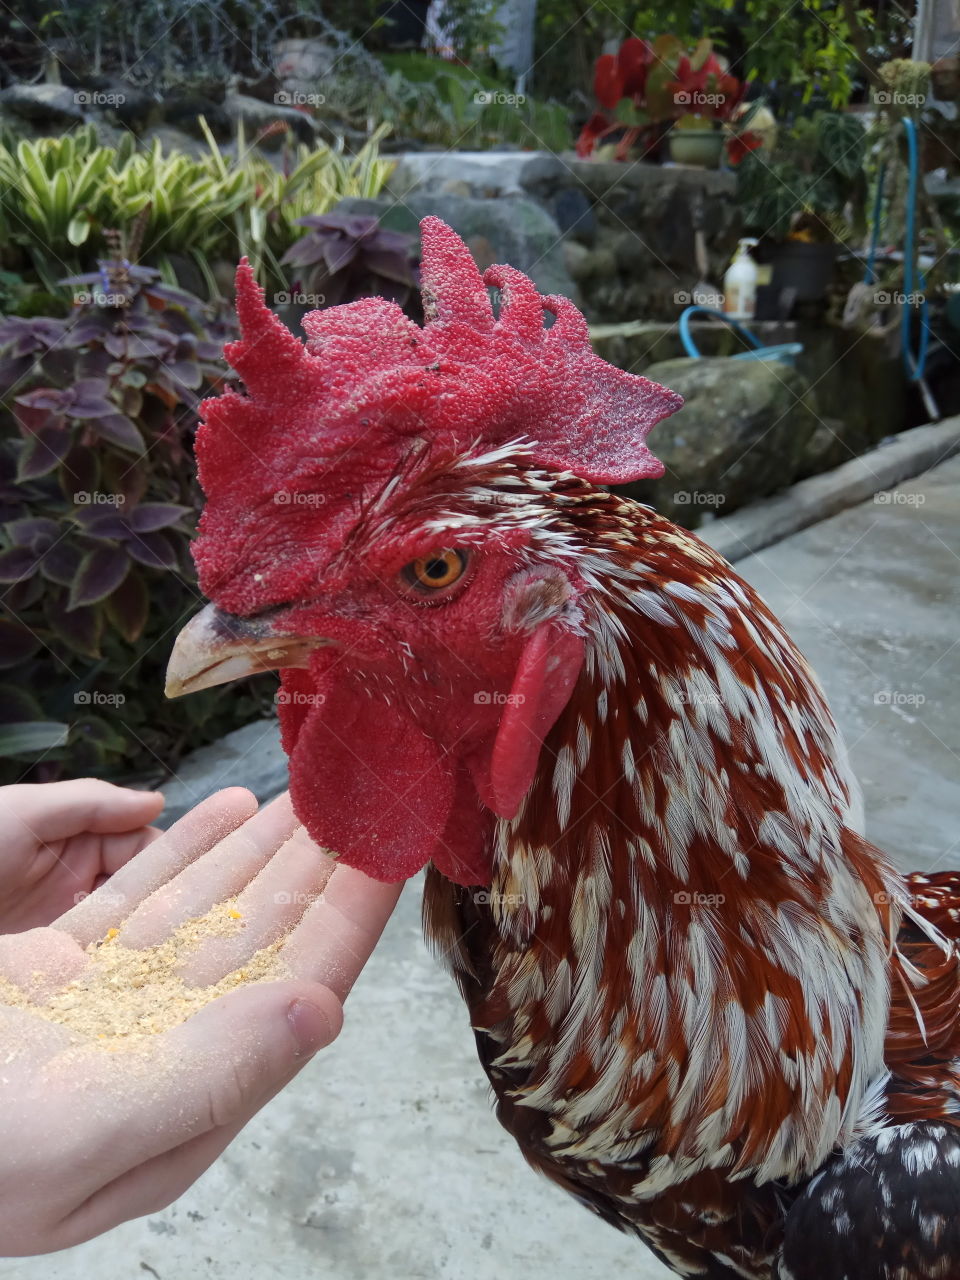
195, 218, 682, 518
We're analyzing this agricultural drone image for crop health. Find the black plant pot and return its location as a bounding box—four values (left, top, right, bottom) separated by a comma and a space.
769, 241, 837, 302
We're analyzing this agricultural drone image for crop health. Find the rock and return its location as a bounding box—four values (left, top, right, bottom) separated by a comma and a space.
274, 36, 339, 87
590, 320, 688, 369
579, 244, 618, 281
161, 95, 230, 138
439, 178, 473, 198
386, 150, 566, 200
620, 356, 822, 525
334, 192, 578, 305
551, 186, 596, 243
0, 82, 85, 125
140, 126, 209, 159
73, 78, 159, 129
221, 91, 316, 145
156, 719, 288, 828
561, 239, 591, 282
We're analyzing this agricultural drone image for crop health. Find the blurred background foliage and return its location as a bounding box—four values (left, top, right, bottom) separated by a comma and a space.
0, 0, 933, 782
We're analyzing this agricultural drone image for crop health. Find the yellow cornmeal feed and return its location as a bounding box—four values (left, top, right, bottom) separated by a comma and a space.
0, 899, 289, 1043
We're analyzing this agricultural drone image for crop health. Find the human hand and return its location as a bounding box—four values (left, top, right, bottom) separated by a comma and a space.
0, 779, 165, 933
0, 787, 402, 1256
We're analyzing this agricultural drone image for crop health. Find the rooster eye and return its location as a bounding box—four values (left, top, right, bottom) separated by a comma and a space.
403, 549, 469, 593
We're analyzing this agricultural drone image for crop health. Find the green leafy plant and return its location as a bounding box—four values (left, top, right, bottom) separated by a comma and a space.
533, 0, 911, 109
0, 264, 275, 784
199, 120, 396, 291
0, 124, 395, 298
735, 111, 868, 243
367, 55, 570, 151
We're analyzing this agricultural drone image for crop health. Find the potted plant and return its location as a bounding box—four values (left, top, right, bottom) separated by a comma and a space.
576, 35, 691, 162
664, 40, 747, 168
733, 111, 868, 300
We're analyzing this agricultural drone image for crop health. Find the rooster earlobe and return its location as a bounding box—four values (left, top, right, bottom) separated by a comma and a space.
419, 216, 494, 332
472, 623, 584, 821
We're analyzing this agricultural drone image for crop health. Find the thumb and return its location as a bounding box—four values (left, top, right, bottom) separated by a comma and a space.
102, 980, 342, 1166
54, 981, 342, 1249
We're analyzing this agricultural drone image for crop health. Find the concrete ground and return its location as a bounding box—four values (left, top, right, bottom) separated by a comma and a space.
5, 458, 958, 1280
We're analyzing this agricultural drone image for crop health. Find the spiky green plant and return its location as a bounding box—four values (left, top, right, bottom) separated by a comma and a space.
0, 123, 395, 295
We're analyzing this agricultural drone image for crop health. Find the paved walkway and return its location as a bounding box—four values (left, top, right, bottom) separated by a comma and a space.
6, 459, 958, 1280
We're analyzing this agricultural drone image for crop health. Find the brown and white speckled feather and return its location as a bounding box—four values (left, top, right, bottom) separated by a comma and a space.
421, 458, 960, 1279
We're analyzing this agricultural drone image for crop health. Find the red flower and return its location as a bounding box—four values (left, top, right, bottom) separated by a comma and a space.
593, 54, 623, 110
726, 130, 763, 165
617, 37, 652, 97
575, 112, 615, 158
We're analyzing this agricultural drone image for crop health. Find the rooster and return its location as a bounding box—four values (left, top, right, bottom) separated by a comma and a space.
166, 218, 960, 1280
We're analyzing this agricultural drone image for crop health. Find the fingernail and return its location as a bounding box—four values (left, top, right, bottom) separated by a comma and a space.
287, 998, 330, 1057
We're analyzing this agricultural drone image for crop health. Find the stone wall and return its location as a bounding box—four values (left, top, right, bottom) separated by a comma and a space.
386, 151, 742, 322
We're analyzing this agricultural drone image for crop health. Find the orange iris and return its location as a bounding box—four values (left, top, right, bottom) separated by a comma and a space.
405, 549, 468, 592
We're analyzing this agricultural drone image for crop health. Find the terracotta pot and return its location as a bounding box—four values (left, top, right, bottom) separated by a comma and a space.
668, 127, 724, 168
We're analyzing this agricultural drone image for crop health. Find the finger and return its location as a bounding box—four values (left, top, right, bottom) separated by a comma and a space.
118, 793, 300, 950
70, 980, 341, 1175
176, 826, 337, 986
0, 781, 165, 846
98, 824, 165, 877
52, 1043, 311, 1248
55, 789, 258, 945
280, 864, 403, 1002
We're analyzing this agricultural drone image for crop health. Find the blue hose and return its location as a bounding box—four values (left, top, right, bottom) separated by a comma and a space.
678, 306, 803, 363
864, 116, 929, 383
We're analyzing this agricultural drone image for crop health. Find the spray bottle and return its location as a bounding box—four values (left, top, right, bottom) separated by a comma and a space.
723, 238, 759, 320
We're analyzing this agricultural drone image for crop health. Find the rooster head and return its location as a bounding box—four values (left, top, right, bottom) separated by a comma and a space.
165, 217, 682, 886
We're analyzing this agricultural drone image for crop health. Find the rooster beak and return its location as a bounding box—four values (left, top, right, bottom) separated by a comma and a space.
165, 602, 332, 698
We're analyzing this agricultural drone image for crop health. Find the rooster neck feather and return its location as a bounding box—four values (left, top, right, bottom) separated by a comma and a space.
424, 483, 899, 1198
